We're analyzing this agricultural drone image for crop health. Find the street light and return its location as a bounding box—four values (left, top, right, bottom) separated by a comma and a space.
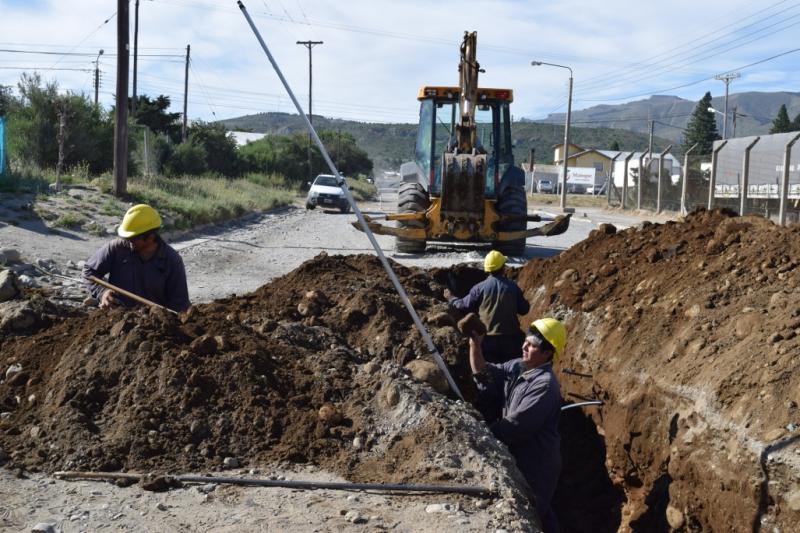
708, 106, 747, 138
532, 60, 573, 211
94, 49, 104, 106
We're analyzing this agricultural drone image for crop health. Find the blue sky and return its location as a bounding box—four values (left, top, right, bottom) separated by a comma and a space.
1, 0, 799, 124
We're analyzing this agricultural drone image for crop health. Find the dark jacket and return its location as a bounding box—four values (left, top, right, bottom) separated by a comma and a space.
476, 359, 561, 511
449, 274, 529, 335
84, 237, 191, 312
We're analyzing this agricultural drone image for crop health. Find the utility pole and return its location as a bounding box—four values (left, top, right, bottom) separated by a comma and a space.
182, 44, 190, 142
297, 40, 323, 180
113, 0, 129, 197
131, 0, 140, 118
93, 49, 104, 106
714, 72, 740, 139
646, 119, 654, 186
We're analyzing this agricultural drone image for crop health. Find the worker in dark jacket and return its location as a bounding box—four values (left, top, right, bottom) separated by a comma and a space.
444, 250, 529, 363
469, 317, 566, 533
84, 204, 191, 312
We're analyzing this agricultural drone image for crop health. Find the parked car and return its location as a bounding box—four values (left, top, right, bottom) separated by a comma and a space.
537, 179, 555, 194
306, 174, 351, 213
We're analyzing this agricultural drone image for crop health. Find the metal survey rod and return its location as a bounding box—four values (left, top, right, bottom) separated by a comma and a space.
55, 471, 492, 496
236, 1, 464, 401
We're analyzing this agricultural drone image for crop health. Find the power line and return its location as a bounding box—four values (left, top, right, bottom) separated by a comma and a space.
576, 0, 799, 89
577, 46, 800, 103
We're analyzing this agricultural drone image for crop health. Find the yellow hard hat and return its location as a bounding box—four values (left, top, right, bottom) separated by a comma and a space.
530, 317, 567, 364
118, 204, 161, 238
484, 250, 507, 272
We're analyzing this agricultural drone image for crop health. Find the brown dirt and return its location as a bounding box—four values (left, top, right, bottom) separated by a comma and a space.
516, 208, 800, 532
3, 208, 799, 531
0, 254, 481, 481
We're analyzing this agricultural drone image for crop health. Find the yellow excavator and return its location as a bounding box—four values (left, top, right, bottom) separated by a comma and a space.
355, 31, 570, 255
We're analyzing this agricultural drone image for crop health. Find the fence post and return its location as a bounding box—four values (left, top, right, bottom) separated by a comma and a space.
778, 132, 800, 225
622, 152, 635, 209
739, 136, 760, 216
656, 145, 672, 214
681, 143, 699, 216
637, 150, 650, 210
607, 153, 621, 206
708, 140, 728, 210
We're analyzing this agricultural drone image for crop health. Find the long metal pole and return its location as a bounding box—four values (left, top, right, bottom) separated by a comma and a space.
112, 0, 129, 197
182, 44, 190, 142
681, 143, 699, 216
708, 140, 728, 210
637, 150, 649, 210
723, 80, 729, 139
656, 145, 672, 214
297, 40, 323, 181
55, 471, 491, 496
778, 133, 800, 225
238, 2, 464, 400
739, 137, 760, 216
607, 153, 620, 206
560, 74, 573, 211
94, 61, 100, 106
622, 152, 634, 209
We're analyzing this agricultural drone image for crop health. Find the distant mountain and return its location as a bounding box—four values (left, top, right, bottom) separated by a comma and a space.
536, 91, 800, 143
220, 112, 669, 173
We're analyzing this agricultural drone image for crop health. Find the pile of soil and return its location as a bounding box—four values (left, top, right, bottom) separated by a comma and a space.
0, 253, 539, 529
516, 209, 800, 531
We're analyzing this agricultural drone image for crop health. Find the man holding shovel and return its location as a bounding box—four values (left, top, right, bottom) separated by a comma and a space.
83, 204, 190, 312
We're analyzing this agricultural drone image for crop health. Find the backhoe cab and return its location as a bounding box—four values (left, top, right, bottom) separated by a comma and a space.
355, 31, 570, 255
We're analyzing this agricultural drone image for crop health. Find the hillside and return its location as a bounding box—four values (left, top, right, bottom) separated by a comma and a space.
220, 112, 669, 173
538, 91, 800, 143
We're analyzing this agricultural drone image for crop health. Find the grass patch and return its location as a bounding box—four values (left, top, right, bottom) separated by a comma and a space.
345, 177, 377, 202
99, 198, 124, 217
127, 172, 295, 229
52, 212, 86, 229
528, 192, 608, 208
0, 163, 53, 193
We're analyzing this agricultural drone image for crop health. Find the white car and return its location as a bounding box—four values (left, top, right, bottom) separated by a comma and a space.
305, 174, 350, 213
537, 179, 555, 194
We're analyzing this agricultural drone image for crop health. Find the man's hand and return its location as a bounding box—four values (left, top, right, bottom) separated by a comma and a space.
443, 288, 453, 300
99, 289, 119, 309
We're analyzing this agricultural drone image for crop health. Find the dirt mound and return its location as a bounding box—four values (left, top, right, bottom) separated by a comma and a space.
516, 208, 800, 531
0, 253, 542, 529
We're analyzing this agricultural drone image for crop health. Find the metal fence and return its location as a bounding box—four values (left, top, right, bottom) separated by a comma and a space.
0, 117, 6, 175
709, 132, 800, 224
607, 131, 800, 225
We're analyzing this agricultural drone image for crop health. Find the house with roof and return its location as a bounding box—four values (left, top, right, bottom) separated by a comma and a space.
552, 143, 682, 188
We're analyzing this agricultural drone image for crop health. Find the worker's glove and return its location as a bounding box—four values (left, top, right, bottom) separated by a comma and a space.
443, 288, 453, 301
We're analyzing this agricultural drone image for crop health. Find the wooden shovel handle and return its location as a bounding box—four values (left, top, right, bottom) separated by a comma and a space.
89, 276, 178, 314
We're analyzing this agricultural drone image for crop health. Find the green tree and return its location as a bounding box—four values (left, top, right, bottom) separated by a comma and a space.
133, 94, 182, 141
770, 104, 792, 134
187, 121, 240, 176
7, 73, 114, 173
793, 112, 800, 132
682, 92, 719, 155
0, 85, 15, 117
163, 141, 207, 176
609, 140, 620, 151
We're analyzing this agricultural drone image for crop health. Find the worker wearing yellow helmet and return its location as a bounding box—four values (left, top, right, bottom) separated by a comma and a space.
444, 250, 529, 363
83, 204, 190, 312
468, 317, 566, 533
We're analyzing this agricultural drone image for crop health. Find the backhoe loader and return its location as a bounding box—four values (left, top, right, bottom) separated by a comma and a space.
354, 31, 570, 255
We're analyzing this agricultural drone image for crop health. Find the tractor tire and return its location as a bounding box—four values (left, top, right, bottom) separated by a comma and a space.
396, 182, 429, 253
306, 202, 315, 210
340, 203, 351, 214
493, 185, 527, 256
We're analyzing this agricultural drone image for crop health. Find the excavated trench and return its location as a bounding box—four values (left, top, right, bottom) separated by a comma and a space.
1, 209, 799, 531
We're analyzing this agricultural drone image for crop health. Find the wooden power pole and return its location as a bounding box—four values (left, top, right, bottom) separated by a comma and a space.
296, 40, 322, 179
131, 0, 140, 118
182, 44, 190, 142
113, 0, 130, 197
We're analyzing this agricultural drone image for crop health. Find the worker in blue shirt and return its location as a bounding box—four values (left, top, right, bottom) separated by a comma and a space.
84, 204, 190, 312
444, 250, 529, 363
470, 317, 566, 533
